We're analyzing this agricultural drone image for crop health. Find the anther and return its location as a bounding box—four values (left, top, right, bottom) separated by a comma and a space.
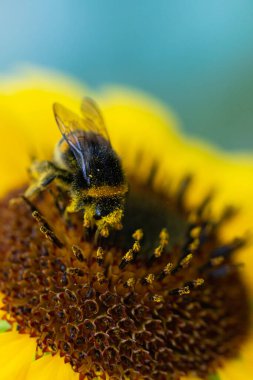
96, 272, 107, 285
96, 247, 105, 266
72, 245, 85, 262
152, 294, 164, 303
124, 277, 136, 288
39, 225, 63, 248
172, 253, 193, 275
169, 286, 190, 296
66, 268, 85, 277
22, 196, 64, 248
119, 249, 134, 270
190, 226, 202, 239
180, 253, 193, 268
119, 231, 143, 270
153, 228, 170, 259
157, 262, 173, 281
141, 273, 155, 286
184, 278, 205, 290
132, 229, 144, 242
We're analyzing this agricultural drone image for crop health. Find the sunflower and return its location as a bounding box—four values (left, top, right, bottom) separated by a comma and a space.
0, 69, 252, 380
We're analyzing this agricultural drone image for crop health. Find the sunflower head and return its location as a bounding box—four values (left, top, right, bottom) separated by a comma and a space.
0, 73, 252, 380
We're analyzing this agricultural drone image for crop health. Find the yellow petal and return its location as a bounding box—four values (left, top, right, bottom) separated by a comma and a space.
218, 358, 253, 380
0, 331, 36, 380
26, 354, 79, 380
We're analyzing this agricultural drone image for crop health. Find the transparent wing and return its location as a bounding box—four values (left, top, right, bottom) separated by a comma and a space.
80, 97, 110, 142
53, 103, 88, 178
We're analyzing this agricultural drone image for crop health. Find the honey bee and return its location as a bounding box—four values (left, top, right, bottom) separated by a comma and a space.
25, 98, 128, 237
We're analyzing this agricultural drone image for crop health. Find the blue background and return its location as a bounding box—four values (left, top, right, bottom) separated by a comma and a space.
1, 0, 253, 151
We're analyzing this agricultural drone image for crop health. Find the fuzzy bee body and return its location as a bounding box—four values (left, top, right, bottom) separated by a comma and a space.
25, 98, 128, 236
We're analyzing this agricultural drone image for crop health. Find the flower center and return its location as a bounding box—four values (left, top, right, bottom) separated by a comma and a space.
0, 175, 250, 380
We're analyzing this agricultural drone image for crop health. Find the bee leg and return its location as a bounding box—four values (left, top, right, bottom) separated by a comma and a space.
64, 197, 84, 225
25, 173, 57, 199
25, 160, 71, 199
96, 208, 124, 238
82, 204, 96, 229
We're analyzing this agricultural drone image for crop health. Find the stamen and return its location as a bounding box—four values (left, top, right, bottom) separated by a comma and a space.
157, 262, 173, 281
96, 247, 105, 266
141, 273, 155, 286
72, 245, 86, 262
172, 252, 193, 274
22, 196, 64, 248
66, 268, 85, 277
124, 277, 136, 288
169, 285, 191, 296
119, 229, 143, 269
151, 294, 165, 303
153, 228, 169, 259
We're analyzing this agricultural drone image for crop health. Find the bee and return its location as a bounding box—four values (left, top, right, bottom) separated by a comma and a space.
25, 98, 128, 237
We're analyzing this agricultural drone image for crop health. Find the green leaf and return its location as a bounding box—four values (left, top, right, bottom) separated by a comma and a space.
0, 319, 10, 333
209, 374, 221, 380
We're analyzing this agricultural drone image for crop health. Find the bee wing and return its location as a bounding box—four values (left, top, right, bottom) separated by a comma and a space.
80, 97, 110, 143
53, 103, 88, 178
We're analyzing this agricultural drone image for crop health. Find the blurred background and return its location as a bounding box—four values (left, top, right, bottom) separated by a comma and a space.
0, 0, 253, 151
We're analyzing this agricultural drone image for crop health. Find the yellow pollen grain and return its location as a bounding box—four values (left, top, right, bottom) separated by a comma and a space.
152, 294, 164, 303
164, 262, 173, 275
83, 184, 128, 198
190, 226, 201, 239
154, 245, 163, 258
96, 247, 104, 260
194, 278, 205, 287
126, 277, 136, 287
159, 228, 170, 245
179, 286, 190, 296
100, 227, 109, 238
180, 253, 193, 268
154, 228, 170, 258
133, 241, 141, 252
123, 249, 134, 263
132, 229, 144, 241
144, 274, 155, 285
189, 239, 199, 251
96, 272, 106, 284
